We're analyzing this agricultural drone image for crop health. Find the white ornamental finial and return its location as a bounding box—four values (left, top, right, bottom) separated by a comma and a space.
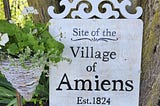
48, 0, 143, 19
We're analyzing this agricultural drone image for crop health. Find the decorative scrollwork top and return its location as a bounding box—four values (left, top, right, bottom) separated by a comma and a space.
48, 0, 143, 19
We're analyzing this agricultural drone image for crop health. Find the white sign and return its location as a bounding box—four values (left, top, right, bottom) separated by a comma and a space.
49, 19, 143, 106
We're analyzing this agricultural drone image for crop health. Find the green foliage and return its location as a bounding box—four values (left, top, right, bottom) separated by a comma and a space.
0, 1, 64, 105
0, 20, 64, 66
0, 73, 17, 106
0, 72, 49, 106
0, 20, 19, 36
0, 20, 64, 105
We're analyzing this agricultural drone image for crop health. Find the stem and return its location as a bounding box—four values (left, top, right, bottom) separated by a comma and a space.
16, 91, 23, 106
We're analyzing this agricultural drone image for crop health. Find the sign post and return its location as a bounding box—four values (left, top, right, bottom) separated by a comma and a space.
48, 1, 143, 106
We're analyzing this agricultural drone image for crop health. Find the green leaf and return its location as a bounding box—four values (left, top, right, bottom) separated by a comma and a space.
15, 33, 27, 42
0, 98, 12, 104
7, 98, 17, 106
0, 20, 20, 36
26, 34, 38, 46
0, 86, 15, 96
22, 21, 35, 33
7, 43, 19, 55
0, 74, 15, 91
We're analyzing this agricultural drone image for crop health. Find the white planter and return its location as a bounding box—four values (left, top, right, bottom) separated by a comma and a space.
0, 60, 43, 101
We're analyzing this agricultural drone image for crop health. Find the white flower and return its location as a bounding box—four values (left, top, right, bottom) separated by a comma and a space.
21, 8, 28, 15
0, 33, 9, 46
32, 29, 38, 34
21, 6, 39, 15
33, 9, 39, 14
8, 20, 15, 24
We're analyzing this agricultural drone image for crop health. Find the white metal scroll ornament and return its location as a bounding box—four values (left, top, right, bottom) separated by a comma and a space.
48, 0, 143, 19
